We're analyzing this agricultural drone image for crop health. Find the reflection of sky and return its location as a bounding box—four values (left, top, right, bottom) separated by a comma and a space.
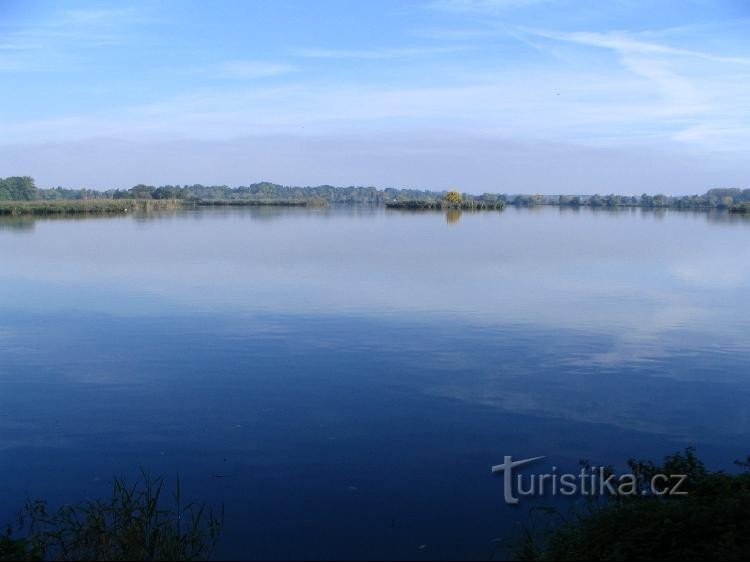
1, 206, 749, 340
1, 207, 750, 441
1, 207, 750, 558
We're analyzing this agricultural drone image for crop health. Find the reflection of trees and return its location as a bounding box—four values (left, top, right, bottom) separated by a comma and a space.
706, 209, 750, 226
445, 209, 462, 225
181, 206, 333, 223
0, 213, 132, 232
0, 216, 35, 232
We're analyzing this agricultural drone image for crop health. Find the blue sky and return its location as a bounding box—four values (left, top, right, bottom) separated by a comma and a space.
0, 0, 748, 192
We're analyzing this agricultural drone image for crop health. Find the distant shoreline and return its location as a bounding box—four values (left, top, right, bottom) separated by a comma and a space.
1, 176, 748, 216
2, 198, 748, 218
0, 198, 321, 217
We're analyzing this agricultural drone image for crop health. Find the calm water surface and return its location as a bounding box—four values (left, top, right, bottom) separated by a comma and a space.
1, 206, 749, 559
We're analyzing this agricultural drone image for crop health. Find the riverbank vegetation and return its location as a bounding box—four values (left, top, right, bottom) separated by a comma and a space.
1, 177, 748, 215
0, 472, 221, 561
512, 448, 750, 561
0, 199, 183, 216
1, 199, 332, 216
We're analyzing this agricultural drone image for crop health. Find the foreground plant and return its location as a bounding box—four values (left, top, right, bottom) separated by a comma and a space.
1, 471, 222, 561
510, 448, 750, 561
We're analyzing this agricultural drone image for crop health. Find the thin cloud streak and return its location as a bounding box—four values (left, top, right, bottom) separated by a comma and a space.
215, 60, 296, 79
428, 0, 552, 12
525, 28, 750, 65
0, 6, 150, 72
294, 45, 472, 59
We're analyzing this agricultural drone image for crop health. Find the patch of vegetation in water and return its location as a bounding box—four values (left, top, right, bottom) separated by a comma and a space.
0, 199, 183, 216
0, 197, 329, 216
386, 191, 506, 210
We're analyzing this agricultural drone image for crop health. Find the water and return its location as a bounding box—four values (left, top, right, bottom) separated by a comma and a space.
1, 206, 749, 559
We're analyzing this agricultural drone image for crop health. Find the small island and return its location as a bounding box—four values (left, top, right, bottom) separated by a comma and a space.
385, 190, 505, 210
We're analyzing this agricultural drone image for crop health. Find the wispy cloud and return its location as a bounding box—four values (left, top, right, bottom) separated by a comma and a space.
2, 0, 749, 172
0, 40, 41, 51
411, 27, 496, 41
428, 0, 552, 12
0, 70, 709, 143
526, 28, 750, 65
2, 7, 145, 46
214, 60, 296, 79
294, 45, 470, 59
507, 25, 750, 149
62, 8, 141, 25
0, 6, 149, 71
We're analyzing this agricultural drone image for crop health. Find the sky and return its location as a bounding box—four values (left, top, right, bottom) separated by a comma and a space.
0, 0, 748, 193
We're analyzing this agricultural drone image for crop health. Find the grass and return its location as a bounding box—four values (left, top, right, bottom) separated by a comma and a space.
0, 197, 330, 216
0, 199, 183, 216
0, 471, 222, 561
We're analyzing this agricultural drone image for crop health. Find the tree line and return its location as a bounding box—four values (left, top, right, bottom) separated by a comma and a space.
1, 176, 748, 210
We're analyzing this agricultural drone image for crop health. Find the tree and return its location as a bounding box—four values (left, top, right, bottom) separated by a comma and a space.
129, 184, 156, 199
605, 194, 621, 207
0, 176, 38, 201
445, 190, 462, 204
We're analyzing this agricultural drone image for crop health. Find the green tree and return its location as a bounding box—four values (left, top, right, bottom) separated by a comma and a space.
0, 177, 38, 201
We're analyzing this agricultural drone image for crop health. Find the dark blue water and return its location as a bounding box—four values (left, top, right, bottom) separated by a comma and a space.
1, 207, 749, 559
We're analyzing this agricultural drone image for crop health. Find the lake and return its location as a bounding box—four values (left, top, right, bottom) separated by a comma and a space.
1, 206, 749, 560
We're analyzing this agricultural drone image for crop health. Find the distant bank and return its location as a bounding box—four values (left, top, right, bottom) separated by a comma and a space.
0, 176, 748, 216
0, 198, 323, 216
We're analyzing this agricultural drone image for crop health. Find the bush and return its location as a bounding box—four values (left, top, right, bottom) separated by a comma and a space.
513, 449, 750, 561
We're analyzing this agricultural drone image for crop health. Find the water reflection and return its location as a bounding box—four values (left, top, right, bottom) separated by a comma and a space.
1, 205, 749, 559
2, 205, 749, 233
445, 209, 462, 225
0, 216, 35, 232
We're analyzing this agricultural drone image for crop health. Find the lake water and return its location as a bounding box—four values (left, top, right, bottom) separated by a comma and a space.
1, 206, 749, 559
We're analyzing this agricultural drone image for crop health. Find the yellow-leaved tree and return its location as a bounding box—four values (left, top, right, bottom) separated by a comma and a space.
445, 190, 462, 204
